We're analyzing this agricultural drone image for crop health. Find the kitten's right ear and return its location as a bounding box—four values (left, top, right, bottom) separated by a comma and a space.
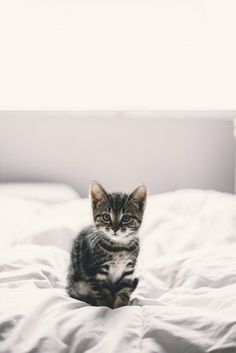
89, 182, 107, 207
128, 184, 147, 211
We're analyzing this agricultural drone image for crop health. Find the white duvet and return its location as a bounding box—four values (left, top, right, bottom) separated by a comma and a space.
0, 188, 236, 353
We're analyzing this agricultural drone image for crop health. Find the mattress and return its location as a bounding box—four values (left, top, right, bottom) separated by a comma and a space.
0, 186, 236, 353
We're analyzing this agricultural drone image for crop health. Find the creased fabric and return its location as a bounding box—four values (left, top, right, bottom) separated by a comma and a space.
0, 189, 236, 353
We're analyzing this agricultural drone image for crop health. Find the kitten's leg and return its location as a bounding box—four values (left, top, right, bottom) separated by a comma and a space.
94, 280, 114, 308
96, 288, 114, 308
113, 287, 132, 308
113, 278, 139, 308
67, 281, 97, 306
133, 277, 139, 290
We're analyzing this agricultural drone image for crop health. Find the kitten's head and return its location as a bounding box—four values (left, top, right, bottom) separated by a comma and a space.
89, 182, 147, 241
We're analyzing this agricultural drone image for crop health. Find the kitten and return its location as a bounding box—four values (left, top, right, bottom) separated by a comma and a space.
67, 182, 147, 309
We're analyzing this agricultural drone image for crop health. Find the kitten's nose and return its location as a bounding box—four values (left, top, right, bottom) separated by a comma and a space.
112, 226, 119, 233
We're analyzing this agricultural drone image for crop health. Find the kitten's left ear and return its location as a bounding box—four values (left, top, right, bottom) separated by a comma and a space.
128, 184, 147, 209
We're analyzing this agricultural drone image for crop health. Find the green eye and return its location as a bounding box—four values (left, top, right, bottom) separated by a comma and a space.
122, 215, 131, 224
102, 214, 111, 223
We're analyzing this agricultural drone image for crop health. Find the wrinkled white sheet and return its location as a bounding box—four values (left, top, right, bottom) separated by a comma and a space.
0, 189, 236, 353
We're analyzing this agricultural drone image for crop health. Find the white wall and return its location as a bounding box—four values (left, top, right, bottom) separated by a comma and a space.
0, 0, 235, 110
0, 112, 234, 195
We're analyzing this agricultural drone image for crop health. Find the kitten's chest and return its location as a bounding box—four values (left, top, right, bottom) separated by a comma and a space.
106, 252, 131, 282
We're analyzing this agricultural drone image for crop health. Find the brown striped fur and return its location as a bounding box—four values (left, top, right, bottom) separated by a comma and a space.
67, 182, 147, 308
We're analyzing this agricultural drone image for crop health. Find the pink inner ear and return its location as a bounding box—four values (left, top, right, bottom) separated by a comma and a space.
136, 185, 147, 199
131, 185, 147, 203
90, 183, 106, 203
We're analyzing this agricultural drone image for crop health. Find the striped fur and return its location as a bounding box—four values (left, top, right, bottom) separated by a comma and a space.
67, 183, 147, 308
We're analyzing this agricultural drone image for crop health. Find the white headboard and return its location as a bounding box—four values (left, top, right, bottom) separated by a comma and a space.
0, 111, 235, 197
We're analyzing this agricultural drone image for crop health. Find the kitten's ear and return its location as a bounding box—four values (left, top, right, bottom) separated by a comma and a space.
89, 182, 108, 206
128, 184, 147, 209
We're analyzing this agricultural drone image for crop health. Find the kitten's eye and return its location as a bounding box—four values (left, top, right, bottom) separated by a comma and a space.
101, 214, 111, 223
122, 215, 132, 224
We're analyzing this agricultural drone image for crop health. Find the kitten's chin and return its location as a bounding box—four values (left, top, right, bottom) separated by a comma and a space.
109, 234, 135, 244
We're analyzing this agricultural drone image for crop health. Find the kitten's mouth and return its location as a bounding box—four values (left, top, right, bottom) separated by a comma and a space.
99, 227, 134, 239
112, 231, 133, 238
110, 231, 119, 237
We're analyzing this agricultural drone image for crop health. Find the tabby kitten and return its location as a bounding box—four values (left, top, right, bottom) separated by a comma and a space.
67, 182, 147, 309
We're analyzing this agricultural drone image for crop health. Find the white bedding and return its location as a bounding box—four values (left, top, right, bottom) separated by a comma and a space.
0, 188, 236, 353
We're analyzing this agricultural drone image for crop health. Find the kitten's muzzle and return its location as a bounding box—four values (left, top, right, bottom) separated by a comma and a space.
112, 226, 119, 233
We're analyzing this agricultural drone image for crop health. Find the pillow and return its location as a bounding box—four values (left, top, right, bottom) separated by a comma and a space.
0, 183, 80, 203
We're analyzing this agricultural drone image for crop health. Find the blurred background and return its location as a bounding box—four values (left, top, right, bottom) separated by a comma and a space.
0, 0, 235, 195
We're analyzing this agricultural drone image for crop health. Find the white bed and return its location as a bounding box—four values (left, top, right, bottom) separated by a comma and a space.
0, 184, 236, 353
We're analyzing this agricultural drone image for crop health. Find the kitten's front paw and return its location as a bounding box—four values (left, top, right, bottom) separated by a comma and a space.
113, 292, 130, 309
113, 297, 129, 309
97, 288, 114, 308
